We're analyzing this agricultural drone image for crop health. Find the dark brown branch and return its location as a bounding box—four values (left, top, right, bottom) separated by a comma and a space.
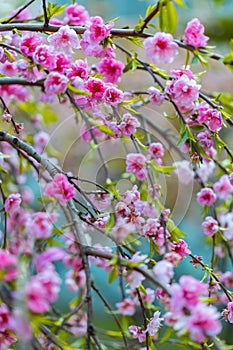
139, 2, 160, 33
42, 0, 49, 26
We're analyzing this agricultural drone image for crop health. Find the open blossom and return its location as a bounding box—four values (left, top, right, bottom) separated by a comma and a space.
153, 260, 174, 284
116, 298, 135, 315
184, 18, 209, 47
213, 175, 233, 200
201, 216, 219, 236
84, 78, 106, 100
48, 25, 80, 54
96, 57, 125, 83
64, 3, 89, 25
67, 59, 90, 80
173, 160, 194, 185
44, 72, 68, 95
187, 304, 221, 342
197, 187, 216, 206
149, 142, 164, 163
148, 86, 165, 105
120, 113, 140, 136
35, 247, 66, 272
223, 301, 233, 323
128, 325, 146, 343
83, 16, 114, 45
26, 212, 58, 239
20, 33, 45, 57
143, 32, 178, 64
103, 85, 123, 105
4, 193, 21, 213
166, 74, 200, 112
126, 153, 148, 181
146, 311, 163, 337
33, 45, 56, 71
44, 173, 75, 205
0, 249, 18, 282
197, 103, 222, 131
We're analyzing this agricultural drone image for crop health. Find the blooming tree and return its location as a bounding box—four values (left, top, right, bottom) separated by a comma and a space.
0, 0, 233, 349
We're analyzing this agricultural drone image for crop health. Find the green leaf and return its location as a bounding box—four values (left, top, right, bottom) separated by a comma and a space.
166, 1, 178, 33
173, 0, 186, 6
108, 265, 118, 283
47, 2, 67, 19
68, 84, 91, 96
94, 124, 115, 136
151, 162, 177, 175
159, 1, 166, 32
159, 327, 174, 345
41, 105, 58, 125
167, 220, 187, 241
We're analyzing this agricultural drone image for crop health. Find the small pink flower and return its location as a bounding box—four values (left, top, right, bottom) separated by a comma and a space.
149, 142, 164, 160
67, 59, 90, 80
153, 260, 174, 284
4, 193, 21, 214
166, 74, 200, 113
120, 113, 140, 136
116, 298, 135, 315
26, 212, 58, 239
44, 173, 75, 205
84, 78, 106, 100
48, 25, 80, 54
0, 61, 17, 77
184, 18, 209, 47
20, 33, 45, 57
201, 216, 219, 236
171, 239, 191, 259
34, 131, 50, 152
44, 72, 68, 95
213, 175, 233, 200
128, 325, 146, 343
197, 130, 214, 149
35, 247, 66, 272
146, 311, 163, 337
83, 16, 114, 45
224, 301, 233, 323
148, 86, 165, 105
33, 45, 56, 71
103, 86, 123, 105
96, 58, 125, 83
64, 4, 89, 25
173, 160, 194, 185
197, 188, 216, 206
143, 32, 178, 64
25, 278, 50, 313
126, 153, 148, 181
187, 304, 221, 342
54, 53, 72, 74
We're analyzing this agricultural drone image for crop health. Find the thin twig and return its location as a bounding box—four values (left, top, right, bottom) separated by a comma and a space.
1, 0, 36, 24
42, 0, 49, 26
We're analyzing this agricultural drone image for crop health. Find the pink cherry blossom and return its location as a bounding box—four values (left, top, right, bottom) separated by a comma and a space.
64, 4, 89, 25
171, 239, 191, 259
120, 113, 140, 136
0, 61, 17, 77
184, 18, 209, 47
20, 33, 45, 57
34, 131, 50, 152
16, 59, 44, 83
128, 325, 146, 343
26, 212, 58, 239
96, 58, 125, 83
83, 16, 114, 45
170, 275, 208, 313
201, 216, 219, 236
153, 260, 174, 284
48, 25, 80, 54
173, 160, 194, 185
103, 85, 123, 105
197, 130, 214, 149
148, 86, 165, 105
67, 59, 90, 80
116, 298, 135, 315
84, 78, 106, 101
0, 330, 17, 349
33, 45, 56, 71
187, 304, 221, 342
0, 304, 10, 332
53, 52, 72, 74
90, 193, 111, 211
4, 193, 21, 213
10, 5, 31, 20
146, 311, 163, 337
44, 72, 68, 95
197, 187, 216, 206
45, 173, 75, 205
35, 247, 66, 272
213, 174, 233, 200
165, 74, 200, 113
224, 301, 233, 323
126, 153, 148, 181
143, 32, 178, 64
148, 142, 164, 161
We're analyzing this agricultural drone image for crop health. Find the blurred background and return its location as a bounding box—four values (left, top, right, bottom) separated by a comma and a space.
1, 0, 233, 348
